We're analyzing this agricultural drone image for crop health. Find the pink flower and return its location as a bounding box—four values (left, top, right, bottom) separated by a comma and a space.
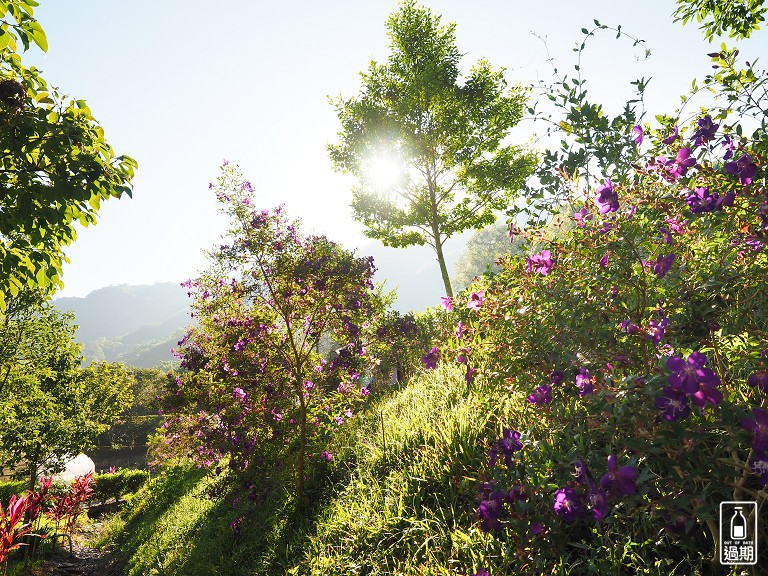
467, 291, 484, 311
526, 250, 554, 275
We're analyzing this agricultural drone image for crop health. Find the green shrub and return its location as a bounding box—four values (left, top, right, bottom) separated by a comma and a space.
92, 469, 150, 503
0, 480, 26, 503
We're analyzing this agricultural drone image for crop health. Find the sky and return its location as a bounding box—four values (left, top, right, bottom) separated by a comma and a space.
19, 0, 766, 307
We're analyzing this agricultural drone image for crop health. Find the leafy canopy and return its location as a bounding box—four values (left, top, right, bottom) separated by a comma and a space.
0, 292, 133, 485
0, 0, 137, 309
329, 0, 536, 296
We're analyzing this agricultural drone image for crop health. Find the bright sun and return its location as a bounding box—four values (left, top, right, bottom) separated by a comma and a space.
366, 155, 402, 190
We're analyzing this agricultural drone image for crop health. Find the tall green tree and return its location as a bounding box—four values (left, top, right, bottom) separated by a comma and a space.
0, 292, 133, 488
329, 1, 535, 297
0, 1, 137, 309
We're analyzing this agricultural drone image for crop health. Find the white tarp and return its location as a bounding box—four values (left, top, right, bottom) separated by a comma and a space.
54, 453, 95, 481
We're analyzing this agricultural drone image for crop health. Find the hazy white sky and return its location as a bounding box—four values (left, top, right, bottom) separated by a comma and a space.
21, 0, 765, 300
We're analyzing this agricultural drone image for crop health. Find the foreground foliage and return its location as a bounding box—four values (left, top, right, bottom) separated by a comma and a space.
0, 0, 136, 309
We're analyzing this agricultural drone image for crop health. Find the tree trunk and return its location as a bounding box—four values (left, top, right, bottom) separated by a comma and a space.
434, 236, 453, 297
296, 391, 308, 508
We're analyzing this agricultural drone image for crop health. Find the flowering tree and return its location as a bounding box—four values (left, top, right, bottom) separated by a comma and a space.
158, 164, 378, 503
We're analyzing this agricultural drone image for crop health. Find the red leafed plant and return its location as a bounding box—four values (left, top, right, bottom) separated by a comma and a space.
45, 473, 94, 535
0, 493, 30, 570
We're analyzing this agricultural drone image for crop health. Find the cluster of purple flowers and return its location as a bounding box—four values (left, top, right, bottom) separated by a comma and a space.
553, 457, 637, 523
655, 352, 722, 421
527, 371, 562, 405
476, 481, 527, 533
685, 187, 735, 214
488, 429, 523, 468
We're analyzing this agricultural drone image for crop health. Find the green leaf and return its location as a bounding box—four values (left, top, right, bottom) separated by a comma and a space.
26, 19, 46, 51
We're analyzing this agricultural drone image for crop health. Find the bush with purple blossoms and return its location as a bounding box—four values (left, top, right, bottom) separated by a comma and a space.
155, 163, 380, 503
434, 31, 768, 573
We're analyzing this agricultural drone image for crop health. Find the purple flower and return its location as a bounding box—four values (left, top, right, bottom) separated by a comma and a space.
747, 371, 768, 392
691, 115, 719, 147
472, 569, 490, 576
440, 296, 453, 312
574, 206, 593, 227
619, 320, 641, 335
320, 450, 333, 461
599, 455, 638, 498
573, 459, 592, 484
741, 408, 768, 453
662, 125, 679, 145
553, 487, 585, 523
550, 370, 564, 385
455, 321, 466, 338
465, 365, 478, 386
721, 134, 736, 160
593, 179, 619, 214
632, 124, 644, 145
422, 347, 440, 370
489, 429, 523, 468
530, 521, 544, 535
744, 236, 765, 252
467, 291, 484, 311
576, 367, 593, 397
360, 386, 370, 397
230, 517, 243, 536
749, 452, 768, 485
666, 352, 719, 394
599, 252, 610, 268
690, 379, 723, 408
588, 486, 609, 520
232, 387, 247, 402
526, 250, 554, 275
652, 253, 675, 279
646, 318, 668, 345
725, 154, 758, 184
527, 384, 552, 406
477, 490, 506, 532
655, 388, 691, 421
685, 186, 735, 213
664, 148, 697, 180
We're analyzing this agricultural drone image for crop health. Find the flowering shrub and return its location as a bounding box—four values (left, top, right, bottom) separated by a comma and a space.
156, 164, 379, 502
430, 35, 768, 572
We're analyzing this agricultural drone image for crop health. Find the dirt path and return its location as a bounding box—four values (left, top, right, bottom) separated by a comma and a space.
35, 542, 121, 576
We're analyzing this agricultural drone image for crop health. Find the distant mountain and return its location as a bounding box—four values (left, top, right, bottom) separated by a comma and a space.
53, 282, 191, 368
52, 238, 470, 367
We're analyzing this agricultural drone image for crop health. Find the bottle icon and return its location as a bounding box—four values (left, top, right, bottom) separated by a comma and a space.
731, 506, 747, 540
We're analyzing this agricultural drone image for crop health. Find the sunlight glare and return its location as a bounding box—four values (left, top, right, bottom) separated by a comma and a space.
366, 155, 402, 190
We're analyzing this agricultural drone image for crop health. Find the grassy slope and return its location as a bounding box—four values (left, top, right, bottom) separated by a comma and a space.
102, 364, 510, 575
